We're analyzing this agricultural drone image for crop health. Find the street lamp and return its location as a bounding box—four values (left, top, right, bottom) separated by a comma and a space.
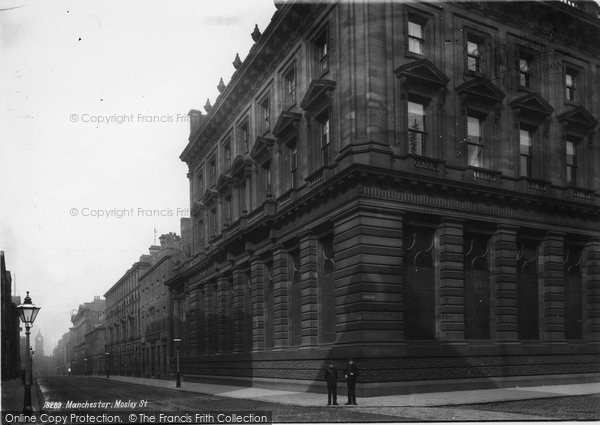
105, 352, 110, 379
173, 338, 181, 387
16, 291, 41, 415
84, 358, 88, 376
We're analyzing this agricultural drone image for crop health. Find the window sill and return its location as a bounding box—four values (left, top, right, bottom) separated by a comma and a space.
405, 50, 425, 60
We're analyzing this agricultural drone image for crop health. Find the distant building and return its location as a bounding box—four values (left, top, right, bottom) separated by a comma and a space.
1, 252, 21, 380
105, 254, 152, 377
69, 297, 105, 375
168, 0, 600, 394
35, 330, 44, 358
139, 233, 184, 379
53, 332, 71, 375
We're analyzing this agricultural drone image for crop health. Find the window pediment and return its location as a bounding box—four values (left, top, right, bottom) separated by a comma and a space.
510, 93, 554, 116
272, 111, 302, 138
216, 173, 233, 193
250, 136, 275, 165
231, 154, 253, 180
300, 79, 336, 111
394, 59, 449, 88
456, 77, 505, 104
557, 106, 597, 134
202, 188, 219, 204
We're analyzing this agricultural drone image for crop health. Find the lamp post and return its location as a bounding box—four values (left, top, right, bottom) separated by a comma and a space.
173, 338, 181, 387
16, 292, 41, 415
105, 352, 110, 379
84, 358, 88, 376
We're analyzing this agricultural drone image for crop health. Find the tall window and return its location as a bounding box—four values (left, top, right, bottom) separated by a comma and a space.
238, 120, 249, 154
318, 111, 331, 166
566, 138, 577, 185
290, 142, 298, 188
259, 95, 270, 134
209, 156, 217, 186
519, 127, 533, 178
407, 100, 426, 156
222, 139, 231, 170
195, 170, 204, 200
284, 66, 296, 107
210, 208, 217, 237
408, 19, 424, 55
467, 37, 482, 73
565, 69, 576, 102
519, 57, 531, 88
467, 115, 483, 167
238, 181, 246, 214
315, 28, 328, 73
223, 195, 232, 225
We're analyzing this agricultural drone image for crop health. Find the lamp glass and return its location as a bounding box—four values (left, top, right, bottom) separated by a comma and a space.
17, 303, 41, 324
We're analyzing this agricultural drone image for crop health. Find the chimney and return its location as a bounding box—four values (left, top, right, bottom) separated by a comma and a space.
188, 109, 204, 136
159, 232, 181, 250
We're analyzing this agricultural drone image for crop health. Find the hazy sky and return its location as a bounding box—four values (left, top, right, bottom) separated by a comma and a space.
1, 0, 275, 353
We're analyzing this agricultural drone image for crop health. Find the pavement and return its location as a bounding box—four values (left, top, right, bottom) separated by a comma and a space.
1, 378, 43, 413
101, 374, 600, 409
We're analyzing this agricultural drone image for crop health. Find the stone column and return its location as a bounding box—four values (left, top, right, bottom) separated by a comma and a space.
272, 246, 289, 348
491, 225, 518, 341
299, 232, 319, 346
584, 237, 600, 340
437, 219, 465, 341
333, 208, 404, 344
541, 232, 566, 341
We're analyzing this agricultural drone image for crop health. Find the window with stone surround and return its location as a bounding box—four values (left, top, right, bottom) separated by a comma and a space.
467, 114, 484, 167
519, 126, 534, 178
283, 64, 297, 109
238, 119, 249, 154
407, 99, 427, 156
258, 94, 271, 135
565, 137, 578, 186
208, 155, 217, 187
314, 27, 329, 75
317, 109, 331, 166
565, 67, 578, 102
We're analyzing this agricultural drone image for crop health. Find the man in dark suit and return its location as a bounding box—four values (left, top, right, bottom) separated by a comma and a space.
344, 359, 359, 405
324, 361, 338, 405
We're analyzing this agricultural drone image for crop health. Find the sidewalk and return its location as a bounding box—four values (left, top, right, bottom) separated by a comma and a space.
1, 379, 43, 412
100, 375, 600, 408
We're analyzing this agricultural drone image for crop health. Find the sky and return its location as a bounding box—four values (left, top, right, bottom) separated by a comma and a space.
1, 0, 276, 353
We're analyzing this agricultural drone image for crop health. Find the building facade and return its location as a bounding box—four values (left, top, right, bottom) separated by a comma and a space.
139, 233, 184, 379
69, 297, 106, 375
168, 0, 600, 394
1, 252, 21, 380
105, 253, 153, 376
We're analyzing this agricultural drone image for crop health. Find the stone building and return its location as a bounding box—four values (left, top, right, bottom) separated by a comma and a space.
105, 257, 151, 376
168, 0, 600, 394
69, 297, 105, 375
139, 233, 184, 378
1, 252, 21, 380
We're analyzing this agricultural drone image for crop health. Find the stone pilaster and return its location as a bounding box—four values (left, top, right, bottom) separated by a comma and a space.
250, 257, 265, 350
299, 232, 319, 346
437, 219, 465, 341
272, 247, 289, 348
584, 238, 600, 340
204, 281, 217, 354
491, 225, 518, 341
231, 270, 249, 352
333, 209, 404, 344
541, 232, 566, 341
188, 285, 201, 356
216, 275, 231, 353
